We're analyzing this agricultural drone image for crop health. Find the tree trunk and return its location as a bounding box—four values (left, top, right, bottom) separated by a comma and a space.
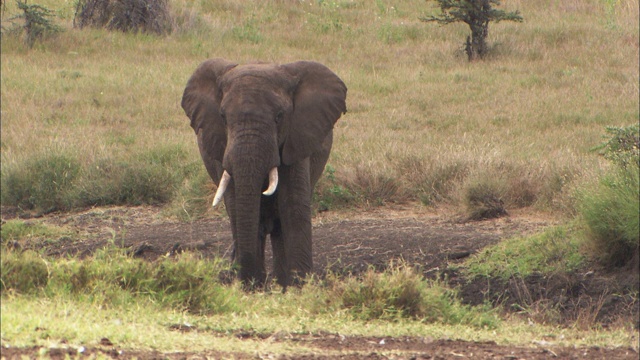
467, 21, 488, 61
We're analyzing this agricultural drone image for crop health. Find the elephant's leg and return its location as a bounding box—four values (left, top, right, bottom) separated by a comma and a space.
269, 219, 288, 287
256, 223, 267, 285
277, 160, 313, 286
218, 183, 240, 283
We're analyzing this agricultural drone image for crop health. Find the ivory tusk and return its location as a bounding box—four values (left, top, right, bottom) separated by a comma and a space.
212, 171, 231, 207
262, 167, 278, 196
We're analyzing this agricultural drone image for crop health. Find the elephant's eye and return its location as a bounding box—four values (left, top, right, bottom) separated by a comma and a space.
219, 111, 227, 124
275, 110, 284, 124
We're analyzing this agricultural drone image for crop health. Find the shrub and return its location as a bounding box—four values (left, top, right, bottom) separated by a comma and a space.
74, 0, 171, 34
465, 226, 585, 280
579, 166, 639, 268
593, 124, 640, 169
579, 124, 639, 268
7, 0, 62, 47
314, 165, 356, 211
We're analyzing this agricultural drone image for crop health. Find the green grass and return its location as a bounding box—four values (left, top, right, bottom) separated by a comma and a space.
326, 262, 498, 328
3, 292, 635, 354
1, 247, 241, 313
1, 219, 71, 243
464, 225, 586, 281
579, 163, 639, 268
1, 0, 637, 215
1, 247, 636, 353
0, 247, 492, 326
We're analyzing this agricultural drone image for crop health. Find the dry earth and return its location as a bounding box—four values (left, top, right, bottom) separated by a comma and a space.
1, 205, 638, 359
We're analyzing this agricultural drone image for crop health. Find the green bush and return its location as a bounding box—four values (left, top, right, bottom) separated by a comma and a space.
579, 165, 639, 267
580, 125, 639, 268
77, 159, 177, 206
6, 0, 62, 47
314, 165, 356, 211
593, 124, 640, 169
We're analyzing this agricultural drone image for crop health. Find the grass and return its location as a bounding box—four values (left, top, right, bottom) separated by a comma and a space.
578, 124, 639, 268
326, 262, 498, 328
464, 225, 586, 281
1, 247, 636, 354
1, 0, 638, 216
3, 292, 635, 354
1, 219, 72, 243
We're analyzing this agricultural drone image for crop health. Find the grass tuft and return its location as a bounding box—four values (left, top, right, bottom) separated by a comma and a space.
579, 124, 639, 268
462, 176, 508, 220
326, 262, 498, 328
0, 249, 50, 294
1, 153, 81, 213
579, 165, 639, 268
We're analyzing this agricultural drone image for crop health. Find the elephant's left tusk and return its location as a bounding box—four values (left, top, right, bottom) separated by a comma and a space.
212, 171, 231, 207
262, 167, 278, 196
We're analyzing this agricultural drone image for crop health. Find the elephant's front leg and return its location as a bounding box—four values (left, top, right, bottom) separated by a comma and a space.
275, 160, 313, 286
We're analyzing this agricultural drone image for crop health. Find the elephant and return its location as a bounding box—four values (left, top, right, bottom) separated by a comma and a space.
181, 58, 347, 288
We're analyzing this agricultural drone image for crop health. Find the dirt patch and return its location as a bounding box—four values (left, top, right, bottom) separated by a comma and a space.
1, 205, 638, 358
2, 336, 638, 359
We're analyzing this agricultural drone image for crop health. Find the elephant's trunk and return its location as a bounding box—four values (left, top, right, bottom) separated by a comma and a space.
233, 190, 265, 285
223, 136, 280, 286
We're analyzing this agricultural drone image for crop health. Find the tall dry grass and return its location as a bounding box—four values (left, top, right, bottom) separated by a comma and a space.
1, 0, 638, 216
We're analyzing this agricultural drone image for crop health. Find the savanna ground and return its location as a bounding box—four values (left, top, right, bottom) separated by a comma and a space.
1, 0, 639, 358
1, 204, 638, 359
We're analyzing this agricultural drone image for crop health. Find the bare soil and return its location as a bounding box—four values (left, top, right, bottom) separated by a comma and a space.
1, 205, 638, 359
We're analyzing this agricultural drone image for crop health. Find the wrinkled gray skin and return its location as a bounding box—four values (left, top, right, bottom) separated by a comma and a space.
182, 59, 347, 288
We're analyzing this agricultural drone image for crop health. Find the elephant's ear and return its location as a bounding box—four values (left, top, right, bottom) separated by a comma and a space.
281, 61, 347, 165
181, 58, 237, 163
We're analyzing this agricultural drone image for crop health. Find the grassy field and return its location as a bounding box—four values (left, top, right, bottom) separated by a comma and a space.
1, 0, 638, 217
1, 246, 637, 353
1, 0, 639, 356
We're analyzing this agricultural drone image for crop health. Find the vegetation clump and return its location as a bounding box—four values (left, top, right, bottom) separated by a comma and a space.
74, 0, 171, 34
1, 247, 239, 314
4, 0, 62, 47
327, 263, 498, 328
463, 179, 507, 220
580, 125, 639, 269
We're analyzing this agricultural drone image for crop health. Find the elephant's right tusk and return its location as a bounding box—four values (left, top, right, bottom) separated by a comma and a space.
212, 171, 231, 207
262, 167, 278, 196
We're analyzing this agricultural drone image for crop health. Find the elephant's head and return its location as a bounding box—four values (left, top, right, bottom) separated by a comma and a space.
181, 59, 347, 285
